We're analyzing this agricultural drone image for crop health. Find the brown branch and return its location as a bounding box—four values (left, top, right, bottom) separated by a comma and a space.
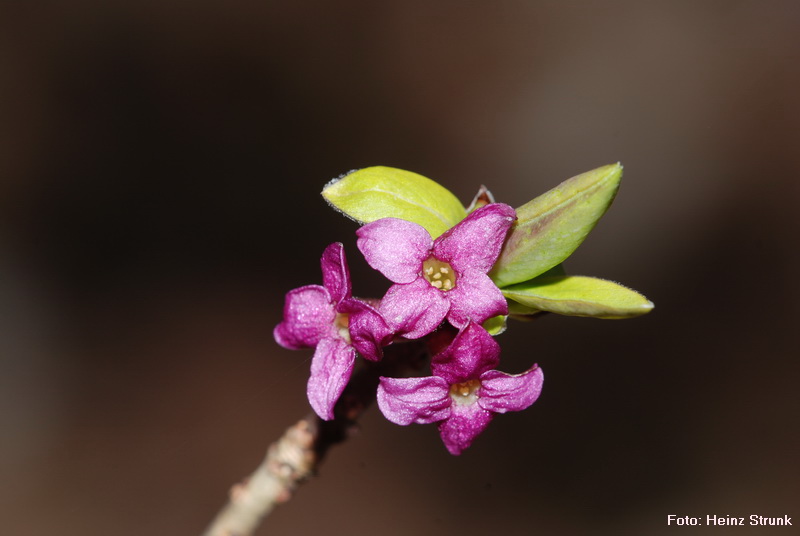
201, 417, 318, 536
202, 340, 430, 536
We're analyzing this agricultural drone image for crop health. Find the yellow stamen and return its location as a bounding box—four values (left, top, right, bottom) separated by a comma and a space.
334, 313, 351, 344
449, 379, 481, 405
421, 257, 457, 291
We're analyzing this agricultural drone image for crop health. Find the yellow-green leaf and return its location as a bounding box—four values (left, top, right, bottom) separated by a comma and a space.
482, 314, 508, 335
490, 163, 622, 288
507, 301, 545, 317
322, 167, 467, 239
502, 275, 654, 319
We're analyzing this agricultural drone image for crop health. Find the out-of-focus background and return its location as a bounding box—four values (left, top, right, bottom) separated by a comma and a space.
2, 1, 798, 535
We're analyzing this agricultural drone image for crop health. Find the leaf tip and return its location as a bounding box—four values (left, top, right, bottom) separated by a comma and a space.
600, 161, 623, 185
321, 168, 366, 224
616, 297, 654, 318
321, 169, 356, 198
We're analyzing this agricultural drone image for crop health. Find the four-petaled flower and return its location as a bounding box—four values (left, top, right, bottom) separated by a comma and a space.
356, 203, 517, 339
274, 242, 392, 420
274, 202, 544, 453
376, 321, 544, 455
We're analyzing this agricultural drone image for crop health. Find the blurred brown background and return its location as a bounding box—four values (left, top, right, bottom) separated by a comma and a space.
1, 1, 798, 535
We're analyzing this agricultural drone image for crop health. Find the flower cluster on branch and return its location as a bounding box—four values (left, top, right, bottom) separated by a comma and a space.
274, 165, 652, 455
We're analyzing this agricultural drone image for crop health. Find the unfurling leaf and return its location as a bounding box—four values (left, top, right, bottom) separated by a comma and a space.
466, 185, 495, 213
322, 167, 467, 239
502, 275, 653, 319
489, 163, 622, 288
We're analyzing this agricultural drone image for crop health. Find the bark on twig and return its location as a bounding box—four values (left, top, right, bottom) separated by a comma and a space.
202, 417, 318, 536
202, 340, 430, 536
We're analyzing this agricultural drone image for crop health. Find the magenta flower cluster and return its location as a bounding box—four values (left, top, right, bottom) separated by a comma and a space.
274, 203, 544, 455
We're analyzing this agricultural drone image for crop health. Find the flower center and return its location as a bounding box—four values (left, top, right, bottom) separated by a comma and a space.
334, 312, 351, 344
422, 257, 457, 291
449, 379, 481, 406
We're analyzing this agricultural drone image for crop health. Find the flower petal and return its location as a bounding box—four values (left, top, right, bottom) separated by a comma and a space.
307, 337, 355, 420
438, 402, 493, 455
320, 242, 351, 304
377, 376, 451, 425
356, 218, 432, 284
337, 298, 394, 361
431, 322, 501, 383
433, 203, 516, 273
479, 365, 544, 414
274, 285, 334, 349
446, 269, 508, 328
380, 278, 449, 339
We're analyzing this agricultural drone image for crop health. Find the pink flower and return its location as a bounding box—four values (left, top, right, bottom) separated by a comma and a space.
376, 322, 544, 455
356, 203, 516, 339
274, 242, 392, 420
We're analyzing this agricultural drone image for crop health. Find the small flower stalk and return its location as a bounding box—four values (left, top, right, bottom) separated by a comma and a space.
274, 164, 653, 455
